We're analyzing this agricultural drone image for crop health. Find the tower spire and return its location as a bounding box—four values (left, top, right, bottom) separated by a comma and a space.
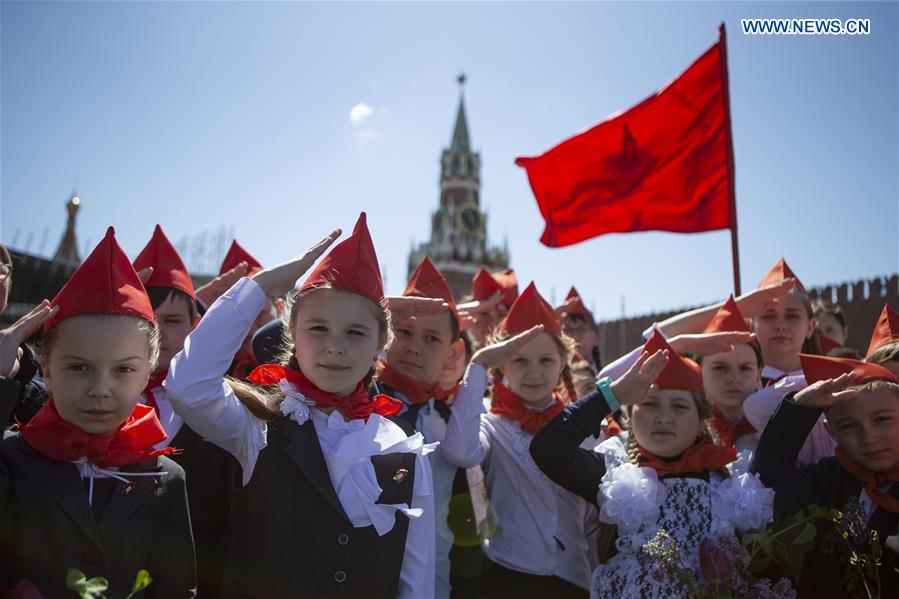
53, 191, 81, 264
451, 73, 471, 152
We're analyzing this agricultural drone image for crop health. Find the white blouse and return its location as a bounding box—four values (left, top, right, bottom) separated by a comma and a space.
164, 277, 436, 599
441, 363, 597, 589
143, 387, 184, 450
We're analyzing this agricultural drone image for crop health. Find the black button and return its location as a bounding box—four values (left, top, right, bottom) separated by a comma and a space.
82, 547, 101, 564
337, 533, 349, 546
334, 570, 347, 583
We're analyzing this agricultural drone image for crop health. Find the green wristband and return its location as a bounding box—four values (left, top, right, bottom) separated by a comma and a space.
595, 377, 620, 412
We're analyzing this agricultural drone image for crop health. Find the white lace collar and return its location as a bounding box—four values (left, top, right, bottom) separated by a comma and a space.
597, 460, 774, 540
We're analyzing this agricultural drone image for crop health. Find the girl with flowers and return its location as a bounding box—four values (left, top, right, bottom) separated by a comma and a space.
531, 332, 785, 598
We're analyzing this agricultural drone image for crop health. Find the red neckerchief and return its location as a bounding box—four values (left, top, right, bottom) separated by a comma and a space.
248, 364, 403, 421
142, 369, 168, 416
231, 351, 259, 381
603, 414, 624, 437
637, 437, 736, 477
710, 407, 757, 448
18, 400, 175, 469
835, 446, 899, 514
377, 362, 459, 405
490, 382, 565, 436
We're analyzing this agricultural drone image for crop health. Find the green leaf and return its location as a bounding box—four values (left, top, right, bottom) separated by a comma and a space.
759, 537, 774, 557
749, 556, 771, 573
131, 569, 153, 593
793, 522, 817, 545
66, 569, 88, 594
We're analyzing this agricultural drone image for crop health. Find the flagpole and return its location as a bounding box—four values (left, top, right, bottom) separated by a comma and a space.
719, 22, 741, 296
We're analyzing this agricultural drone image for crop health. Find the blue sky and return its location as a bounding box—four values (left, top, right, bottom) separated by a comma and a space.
2, 1, 896, 320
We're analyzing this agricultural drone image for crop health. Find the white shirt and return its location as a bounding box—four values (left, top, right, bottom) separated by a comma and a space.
743, 366, 835, 465
143, 386, 184, 450
164, 277, 436, 598
442, 364, 596, 589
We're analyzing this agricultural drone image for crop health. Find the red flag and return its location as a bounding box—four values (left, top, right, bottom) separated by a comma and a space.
516, 31, 734, 248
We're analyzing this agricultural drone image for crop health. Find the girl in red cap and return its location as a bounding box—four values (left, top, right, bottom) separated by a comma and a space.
441, 283, 593, 596
0, 228, 195, 597
165, 214, 440, 598
532, 333, 785, 598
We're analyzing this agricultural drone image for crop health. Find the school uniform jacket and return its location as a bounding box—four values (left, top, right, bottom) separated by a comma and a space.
0, 431, 196, 598
221, 415, 416, 597
750, 394, 899, 598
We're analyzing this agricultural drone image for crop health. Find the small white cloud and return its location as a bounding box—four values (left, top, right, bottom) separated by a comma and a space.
350, 103, 375, 125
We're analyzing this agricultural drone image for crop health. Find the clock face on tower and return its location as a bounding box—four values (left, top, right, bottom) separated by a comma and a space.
457, 202, 483, 236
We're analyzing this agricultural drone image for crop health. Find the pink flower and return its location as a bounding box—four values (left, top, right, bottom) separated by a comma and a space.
699, 538, 733, 583
2, 580, 44, 599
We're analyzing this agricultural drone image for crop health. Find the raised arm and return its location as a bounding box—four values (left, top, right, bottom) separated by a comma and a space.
750, 373, 858, 517
164, 277, 269, 481
654, 279, 796, 338
530, 390, 611, 504
440, 363, 491, 468
442, 326, 543, 468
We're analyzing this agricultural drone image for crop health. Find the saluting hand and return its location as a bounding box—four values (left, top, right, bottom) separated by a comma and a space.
610, 349, 669, 407
793, 372, 860, 408
471, 325, 544, 370
736, 278, 798, 318
252, 229, 342, 297
670, 331, 756, 357
386, 296, 449, 320
0, 300, 59, 379
553, 296, 580, 317
196, 261, 250, 307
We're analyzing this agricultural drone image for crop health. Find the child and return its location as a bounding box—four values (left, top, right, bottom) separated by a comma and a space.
133, 224, 238, 597
216, 240, 280, 380
694, 296, 763, 471
468, 267, 518, 345
740, 259, 837, 462
750, 354, 899, 596
559, 287, 601, 373
442, 283, 595, 596
372, 256, 465, 599
531, 332, 779, 599
164, 214, 437, 598
866, 304, 899, 376
1, 228, 195, 597
813, 298, 849, 350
